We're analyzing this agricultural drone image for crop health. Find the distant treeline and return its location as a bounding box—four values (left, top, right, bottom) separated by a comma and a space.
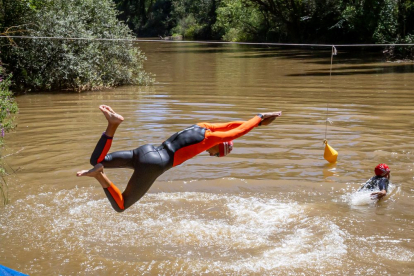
116, 0, 414, 58
115, 0, 414, 43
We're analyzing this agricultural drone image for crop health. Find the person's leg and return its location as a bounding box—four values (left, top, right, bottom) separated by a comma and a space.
77, 105, 129, 210
77, 163, 109, 188
77, 164, 126, 211
115, 145, 172, 210
77, 152, 160, 212
99, 105, 124, 137
78, 145, 171, 212
100, 150, 135, 169
103, 169, 158, 212
90, 105, 124, 166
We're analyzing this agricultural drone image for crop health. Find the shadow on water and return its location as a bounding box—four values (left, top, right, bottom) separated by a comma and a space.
286, 63, 414, 77
154, 43, 284, 54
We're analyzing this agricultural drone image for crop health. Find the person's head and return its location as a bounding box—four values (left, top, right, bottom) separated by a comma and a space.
375, 163, 391, 178
206, 141, 233, 157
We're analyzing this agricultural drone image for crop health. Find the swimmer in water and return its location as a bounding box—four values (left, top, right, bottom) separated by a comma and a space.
359, 163, 391, 200
77, 105, 282, 212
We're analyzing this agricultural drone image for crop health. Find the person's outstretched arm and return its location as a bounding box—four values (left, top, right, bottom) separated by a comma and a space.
198, 112, 282, 131
371, 189, 387, 199
171, 111, 282, 167
204, 112, 282, 144
197, 121, 246, 131
371, 178, 388, 199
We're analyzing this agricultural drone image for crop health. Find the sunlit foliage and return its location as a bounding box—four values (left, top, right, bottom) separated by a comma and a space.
214, 0, 265, 42
1, 0, 152, 92
112, 0, 414, 58
0, 63, 18, 206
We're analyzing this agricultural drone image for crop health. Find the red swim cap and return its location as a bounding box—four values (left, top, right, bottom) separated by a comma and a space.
375, 163, 390, 177
218, 141, 233, 157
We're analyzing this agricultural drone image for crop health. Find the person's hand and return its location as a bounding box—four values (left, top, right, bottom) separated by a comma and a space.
260, 111, 282, 126
371, 190, 387, 200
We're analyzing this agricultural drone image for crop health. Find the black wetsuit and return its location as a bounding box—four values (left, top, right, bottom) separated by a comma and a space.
89, 115, 261, 212
359, 176, 389, 192
90, 127, 203, 212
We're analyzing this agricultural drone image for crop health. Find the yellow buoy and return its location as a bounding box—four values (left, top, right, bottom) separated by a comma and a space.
324, 140, 338, 163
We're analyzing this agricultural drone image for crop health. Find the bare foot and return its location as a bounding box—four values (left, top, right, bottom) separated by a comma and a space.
77, 163, 104, 177
99, 105, 124, 125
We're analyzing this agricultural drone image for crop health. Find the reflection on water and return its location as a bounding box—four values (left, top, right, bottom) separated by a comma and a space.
1, 43, 414, 275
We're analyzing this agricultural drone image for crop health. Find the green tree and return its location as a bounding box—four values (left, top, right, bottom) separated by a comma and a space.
170, 0, 220, 39
113, 0, 173, 37
1, 0, 152, 92
231, 0, 309, 41
373, 0, 414, 59
214, 0, 267, 41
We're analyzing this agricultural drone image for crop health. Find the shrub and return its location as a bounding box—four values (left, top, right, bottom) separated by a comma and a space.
0, 76, 18, 144
0, 62, 18, 206
172, 14, 203, 39
2, 0, 153, 92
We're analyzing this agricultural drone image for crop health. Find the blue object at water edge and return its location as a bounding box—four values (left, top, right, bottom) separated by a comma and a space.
0, 265, 28, 276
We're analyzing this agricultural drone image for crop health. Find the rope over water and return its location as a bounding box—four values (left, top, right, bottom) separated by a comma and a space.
324, 46, 337, 142
322, 46, 339, 163
2, 35, 414, 47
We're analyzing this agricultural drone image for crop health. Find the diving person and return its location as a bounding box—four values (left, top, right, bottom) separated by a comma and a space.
76, 105, 282, 212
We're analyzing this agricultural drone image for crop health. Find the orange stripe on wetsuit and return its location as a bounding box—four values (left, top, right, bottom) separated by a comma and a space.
90, 133, 113, 166
107, 183, 125, 210
89, 133, 125, 210
172, 115, 261, 167
97, 139, 112, 163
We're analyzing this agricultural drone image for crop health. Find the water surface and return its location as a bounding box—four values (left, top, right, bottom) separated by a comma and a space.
1, 43, 414, 275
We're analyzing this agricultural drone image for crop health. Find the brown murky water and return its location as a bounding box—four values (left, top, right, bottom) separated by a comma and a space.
1, 43, 414, 275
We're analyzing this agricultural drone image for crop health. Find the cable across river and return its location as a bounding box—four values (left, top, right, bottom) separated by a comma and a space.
2, 35, 414, 48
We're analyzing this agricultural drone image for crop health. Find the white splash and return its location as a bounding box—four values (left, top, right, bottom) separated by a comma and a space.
343, 183, 396, 206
